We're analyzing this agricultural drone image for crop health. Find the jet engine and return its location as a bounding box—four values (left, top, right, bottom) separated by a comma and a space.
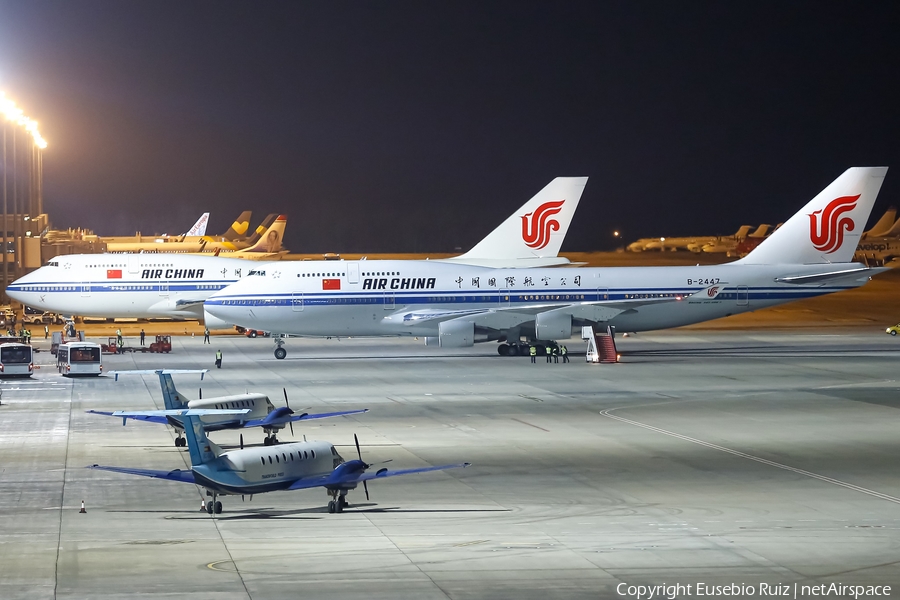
432, 320, 475, 347
535, 312, 572, 340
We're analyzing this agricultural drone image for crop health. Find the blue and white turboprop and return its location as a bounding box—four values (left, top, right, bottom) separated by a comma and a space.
87, 370, 367, 447
204, 167, 889, 359
88, 411, 469, 515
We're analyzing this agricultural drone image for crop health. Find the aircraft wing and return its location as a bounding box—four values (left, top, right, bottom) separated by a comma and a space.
87, 464, 196, 484
242, 408, 370, 429
392, 293, 691, 330
86, 410, 170, 425
286, 462, 470, 491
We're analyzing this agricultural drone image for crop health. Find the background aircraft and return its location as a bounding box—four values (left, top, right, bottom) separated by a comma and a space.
87, 370, 367, 446
98, 211, 252, 245
204, 168, 888, 359
89, 411, 469, 515
105, 214, 287, 254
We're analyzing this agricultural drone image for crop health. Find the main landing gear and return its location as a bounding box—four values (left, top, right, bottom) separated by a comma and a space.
205, 491, 223, 515
174, 434, 186, 447
263, 434, 280, 446
327, 490, 349, 514
273, 337, 287, 360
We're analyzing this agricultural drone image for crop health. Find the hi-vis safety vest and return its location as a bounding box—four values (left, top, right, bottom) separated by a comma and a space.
545, 347, 552, 355
216, 351, 223, 359
530, 346, 536, 356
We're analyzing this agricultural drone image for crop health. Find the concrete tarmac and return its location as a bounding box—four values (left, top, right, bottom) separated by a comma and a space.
1, 332, 900, 599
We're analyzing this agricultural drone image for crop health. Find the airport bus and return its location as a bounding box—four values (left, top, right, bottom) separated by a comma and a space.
57, 342, 102, 377
0, 342, 33, 377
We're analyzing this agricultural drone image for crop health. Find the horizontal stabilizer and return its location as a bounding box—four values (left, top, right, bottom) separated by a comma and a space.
110, 369, 208, 381
774, 266, 886, 285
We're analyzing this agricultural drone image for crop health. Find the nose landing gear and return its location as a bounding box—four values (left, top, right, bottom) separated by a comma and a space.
273, 337, 287, 360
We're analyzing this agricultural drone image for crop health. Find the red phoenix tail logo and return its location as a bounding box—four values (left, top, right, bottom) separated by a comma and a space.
808, 195, 859, 254
521, 200, 565, 250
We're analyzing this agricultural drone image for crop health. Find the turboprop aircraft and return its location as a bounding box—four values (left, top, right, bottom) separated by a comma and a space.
86, 370, 367, 446
88, 411, 469, 514
6, 178, 587, 324
203, 167, 888, 359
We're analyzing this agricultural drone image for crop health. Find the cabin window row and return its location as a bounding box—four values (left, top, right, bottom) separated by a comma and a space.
261, 449, 316, 465
299, 272, 346, 277
213, 400, 253, 409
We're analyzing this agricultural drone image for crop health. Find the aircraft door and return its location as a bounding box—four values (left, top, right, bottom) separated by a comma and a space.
127, 255, 140, 274
737, 285, 749, 306
499, 289, 510, 308
347, 263, 359, 284
384, 291, 395, 310
597, 287, 609, 301
80, 282, 91, 297
159, 281, 169, 296
291, 292, 303, 312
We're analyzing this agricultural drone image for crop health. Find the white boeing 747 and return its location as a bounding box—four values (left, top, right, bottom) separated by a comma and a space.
203, 168, 888, 359
6, 178, 587, 324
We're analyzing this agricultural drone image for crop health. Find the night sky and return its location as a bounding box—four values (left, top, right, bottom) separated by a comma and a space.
0, 1, 898, 253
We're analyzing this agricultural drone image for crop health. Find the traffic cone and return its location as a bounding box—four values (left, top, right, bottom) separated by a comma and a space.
200, 499, 206, 512
79, 500, 86, 513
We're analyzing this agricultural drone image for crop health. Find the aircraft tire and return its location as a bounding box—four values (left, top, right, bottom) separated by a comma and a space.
497, 344, 509, 356
328, 501, 335, 514
206, 501, 214, 514
274, 347, 287, 360
214, 501, 222, 514
336, 501, 343, 513
508, 344, 520, 357
534, 344, 545, 356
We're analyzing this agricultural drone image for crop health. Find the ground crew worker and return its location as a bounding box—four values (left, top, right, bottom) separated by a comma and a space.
215, 349, 223, 369
552, 345, 559, 363
140, 329, 145, 346
116, 329, 124, 352
561, 345, 569, 363
24, 329, 31, 344
529, 345, 536, 363
204, 327, 210, 344
44, 325, 49, 339
545, 345, 552, 363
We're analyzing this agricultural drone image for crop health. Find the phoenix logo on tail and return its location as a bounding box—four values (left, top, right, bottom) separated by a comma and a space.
808, 195, 859, 253
521, 200, 565, 250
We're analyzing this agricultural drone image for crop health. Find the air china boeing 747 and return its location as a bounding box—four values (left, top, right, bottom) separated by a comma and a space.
6, 178, 587, 323
203, 168, 888, 359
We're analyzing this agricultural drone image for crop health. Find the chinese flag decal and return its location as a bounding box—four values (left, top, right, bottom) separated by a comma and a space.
107, 269, 122, 279
322, 279, 341, 290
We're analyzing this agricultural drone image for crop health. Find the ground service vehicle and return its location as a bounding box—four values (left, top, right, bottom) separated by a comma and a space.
57, 342, 102, 377
887, 324, 900, 336
0, 343, 33, 377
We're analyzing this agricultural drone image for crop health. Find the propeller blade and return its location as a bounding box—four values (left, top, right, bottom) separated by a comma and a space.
199, 388, 202, 399
354, 433, 362, 462
240, 434, 244, 450
283, 387, 289, 409
363, 480, 370, 501
289, 421, 294, 436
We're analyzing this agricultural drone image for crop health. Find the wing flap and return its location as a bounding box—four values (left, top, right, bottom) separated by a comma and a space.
87, 465, 195, 484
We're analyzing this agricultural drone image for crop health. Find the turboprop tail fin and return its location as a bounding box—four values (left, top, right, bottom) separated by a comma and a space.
737, 167, 888, 265
453, 177, 588, 261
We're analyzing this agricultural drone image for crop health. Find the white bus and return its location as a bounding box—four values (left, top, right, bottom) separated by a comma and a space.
0, 343, 33, 377
57, 342, 102, 377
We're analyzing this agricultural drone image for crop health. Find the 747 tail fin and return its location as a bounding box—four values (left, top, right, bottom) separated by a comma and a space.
738, 167, 888, 265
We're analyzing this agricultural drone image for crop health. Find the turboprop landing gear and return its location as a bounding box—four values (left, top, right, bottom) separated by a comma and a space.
273, 337, 287, 360
205, 491, 222, 515
174, 434, 186, 447
263, 433, 279, 446
327, 490, 348, 513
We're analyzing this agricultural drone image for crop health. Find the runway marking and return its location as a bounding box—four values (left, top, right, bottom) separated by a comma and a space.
207, 560, 238, 572
600, 408, 900, 506
453, 539, 489, 547
511, 417, 549, 432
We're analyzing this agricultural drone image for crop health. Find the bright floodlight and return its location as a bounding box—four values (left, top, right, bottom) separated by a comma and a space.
0, 91, 48, 148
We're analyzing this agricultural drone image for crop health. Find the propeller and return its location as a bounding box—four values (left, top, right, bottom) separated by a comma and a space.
354, 433, 370, 501
284, 388, 293, 437
240, 434, 244, 450
199, 388, 202, 400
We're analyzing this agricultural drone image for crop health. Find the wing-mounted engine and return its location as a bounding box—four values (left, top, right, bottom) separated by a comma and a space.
534, 311, 572, 340
429, 320, 475, 348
